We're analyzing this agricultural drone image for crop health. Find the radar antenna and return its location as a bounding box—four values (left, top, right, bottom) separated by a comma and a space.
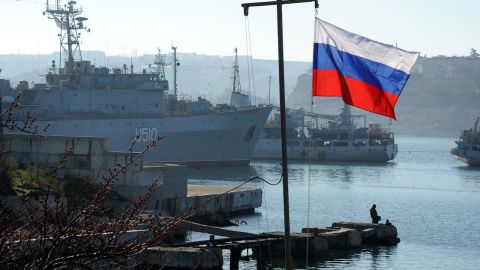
44, 0, 90, 74
153, 48, 168, 80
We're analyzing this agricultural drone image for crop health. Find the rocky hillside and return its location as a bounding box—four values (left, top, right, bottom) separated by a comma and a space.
0, 51, 309, 105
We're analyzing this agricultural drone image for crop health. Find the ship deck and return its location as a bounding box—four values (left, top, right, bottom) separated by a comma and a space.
187, 184, 253, 197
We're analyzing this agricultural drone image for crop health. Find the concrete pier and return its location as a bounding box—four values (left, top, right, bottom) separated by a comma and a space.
331, 221, 400, 244
161, 221, 400, 269
3, 134, 264, 220
187, 184, 262, 217
159, 184, 262, 223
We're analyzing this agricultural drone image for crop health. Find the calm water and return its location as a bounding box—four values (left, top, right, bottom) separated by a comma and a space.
189, 136, 480, 269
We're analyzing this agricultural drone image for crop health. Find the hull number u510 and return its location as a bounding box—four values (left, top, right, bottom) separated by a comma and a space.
135, 127, 158, 142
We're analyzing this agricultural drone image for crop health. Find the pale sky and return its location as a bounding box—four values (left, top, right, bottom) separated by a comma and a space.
1, 0, 479, 61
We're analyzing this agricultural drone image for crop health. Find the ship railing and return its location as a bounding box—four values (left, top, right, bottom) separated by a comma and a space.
46, 3, 82, 14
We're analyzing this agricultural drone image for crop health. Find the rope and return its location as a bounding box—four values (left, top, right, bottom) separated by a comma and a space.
244, 17, 253, 97
244, 15, 274, 266
246, 18, 257, 106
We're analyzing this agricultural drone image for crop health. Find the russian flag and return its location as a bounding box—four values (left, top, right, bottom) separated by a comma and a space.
312, 18, 419, 119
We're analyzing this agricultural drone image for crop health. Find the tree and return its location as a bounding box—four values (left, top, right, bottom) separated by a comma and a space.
0, 93, 191, 269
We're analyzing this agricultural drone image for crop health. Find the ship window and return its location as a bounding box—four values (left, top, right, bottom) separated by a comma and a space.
332, 141, 349, 147
304, 141, 323, 147
354, 141, 366, 146
287, 141, 300, 147
243, 125, 256, 141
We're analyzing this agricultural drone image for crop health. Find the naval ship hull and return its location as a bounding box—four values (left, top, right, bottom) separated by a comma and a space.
451, 149, 480, 167
253, 138, 398, 162
29, 107, 272, 166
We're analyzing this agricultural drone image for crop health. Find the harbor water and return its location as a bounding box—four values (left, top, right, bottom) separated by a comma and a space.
189, 136, 480, 269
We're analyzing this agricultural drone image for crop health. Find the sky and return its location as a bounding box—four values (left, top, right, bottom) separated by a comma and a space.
0, 0, 479, 61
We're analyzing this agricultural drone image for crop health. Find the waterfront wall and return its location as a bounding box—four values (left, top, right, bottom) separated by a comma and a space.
3, 134, 187, 203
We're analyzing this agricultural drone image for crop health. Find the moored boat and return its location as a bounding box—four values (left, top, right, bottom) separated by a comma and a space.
253, 105, 398, 162
451, 117, 480, 166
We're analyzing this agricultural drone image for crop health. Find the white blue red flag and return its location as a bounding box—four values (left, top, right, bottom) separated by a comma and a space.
312, 18, 419, 119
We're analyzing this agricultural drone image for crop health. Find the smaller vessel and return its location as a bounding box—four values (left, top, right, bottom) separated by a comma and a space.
451, 117, 480, 166
253, 105, 398, 162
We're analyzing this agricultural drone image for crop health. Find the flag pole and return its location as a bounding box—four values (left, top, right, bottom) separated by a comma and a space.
241, 1, 318, 269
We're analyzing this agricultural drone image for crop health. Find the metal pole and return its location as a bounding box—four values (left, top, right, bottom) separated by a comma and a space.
241, 2, 318, 269
0, 97, 3, 153
172, 46, 178, 98
275, 1, 293, 268
233, 48, 238, 93
268, 75, 272, 105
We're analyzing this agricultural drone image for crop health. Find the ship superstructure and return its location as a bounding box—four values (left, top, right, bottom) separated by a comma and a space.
451, 117, 480, 166
253, 104, 398, 162
0, 0, 272, 166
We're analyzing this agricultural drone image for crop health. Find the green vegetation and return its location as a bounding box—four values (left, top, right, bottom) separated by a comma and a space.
0, 156, 17, 195
0, 155, 126, 201
0, 155, 61, 196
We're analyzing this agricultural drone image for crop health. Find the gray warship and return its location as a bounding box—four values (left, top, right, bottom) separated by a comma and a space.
253, 104, 398, 162
451, 117, 480, 166
0, 0, 271, 166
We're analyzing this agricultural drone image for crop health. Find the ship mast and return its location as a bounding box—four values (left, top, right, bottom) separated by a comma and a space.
232, 48, 242, 93
171, 46, 179, 98
44, 0, 90, 74
153, 48, 168, 80
268, 75, 272, 105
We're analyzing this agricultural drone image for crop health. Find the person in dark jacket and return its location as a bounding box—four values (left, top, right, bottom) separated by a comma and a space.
370, 204, 381, 224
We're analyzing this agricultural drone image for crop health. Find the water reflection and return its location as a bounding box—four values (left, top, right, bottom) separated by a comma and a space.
324, 167, 354, 183
247, 245, 398, 270
454, 165, 480, 173
365, 245, 397, 270
454, 165, 480, 189
250, 160, 397, 187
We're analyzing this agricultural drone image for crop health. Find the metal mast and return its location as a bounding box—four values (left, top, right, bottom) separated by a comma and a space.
241, 1, 318, 269
44, 0, 90, 74
153, 48, 168, 80
232, 48, 242, 93
171, 46, 179, 98
268, 75, 272, 105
